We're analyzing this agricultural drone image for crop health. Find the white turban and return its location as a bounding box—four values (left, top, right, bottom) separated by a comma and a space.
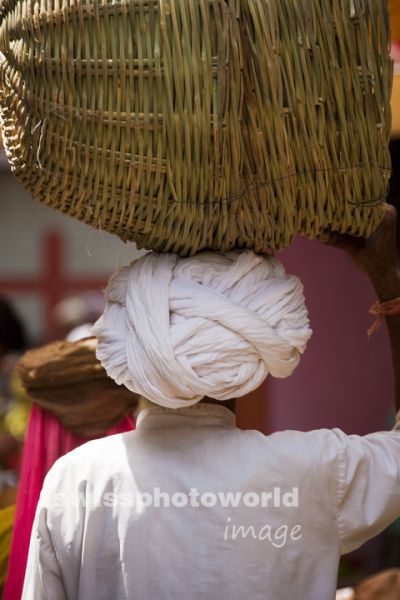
93, 251, 312, 409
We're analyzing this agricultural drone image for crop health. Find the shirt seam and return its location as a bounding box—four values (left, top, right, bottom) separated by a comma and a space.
333, 436, 349, 554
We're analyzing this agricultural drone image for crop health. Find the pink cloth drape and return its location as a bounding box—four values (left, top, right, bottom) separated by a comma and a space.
3, 404, 135, 600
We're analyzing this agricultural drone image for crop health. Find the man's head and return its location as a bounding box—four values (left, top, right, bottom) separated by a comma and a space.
17, 337, 138, 437
94, 250, 312, 410
354, 569, 400, 600
0, 298, 26, 361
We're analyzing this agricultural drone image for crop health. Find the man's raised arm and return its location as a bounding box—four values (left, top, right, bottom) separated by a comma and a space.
319, 204, 400, 411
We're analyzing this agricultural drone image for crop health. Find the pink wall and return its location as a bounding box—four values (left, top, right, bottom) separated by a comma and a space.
268, 235, 395, 435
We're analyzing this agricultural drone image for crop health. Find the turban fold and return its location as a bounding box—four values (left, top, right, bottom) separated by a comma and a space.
94, 251, 312, 409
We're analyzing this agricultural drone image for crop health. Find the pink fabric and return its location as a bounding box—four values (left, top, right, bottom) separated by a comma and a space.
3, 404, 135, 600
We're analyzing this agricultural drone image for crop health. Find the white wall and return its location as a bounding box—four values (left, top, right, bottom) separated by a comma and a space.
0, 161, 142, 341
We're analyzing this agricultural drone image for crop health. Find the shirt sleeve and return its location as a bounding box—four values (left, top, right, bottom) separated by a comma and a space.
21, 446, 91, 600
332, 428, 400, 555
22, 499, 66, 600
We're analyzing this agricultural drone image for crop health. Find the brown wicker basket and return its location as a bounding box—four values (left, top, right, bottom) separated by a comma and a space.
0, 0, 393, 255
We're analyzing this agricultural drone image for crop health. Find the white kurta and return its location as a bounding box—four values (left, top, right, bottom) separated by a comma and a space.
22, 403, 400, 600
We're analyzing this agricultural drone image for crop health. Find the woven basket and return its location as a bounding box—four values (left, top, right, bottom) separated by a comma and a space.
0, 0, 393, 255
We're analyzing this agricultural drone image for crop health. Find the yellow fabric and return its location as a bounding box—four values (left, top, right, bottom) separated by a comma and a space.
390, 0, 400, 138
0, 504, 15, 585
390, 0, 400, 41
4, 374, 30, 440
392, 75, 400, 138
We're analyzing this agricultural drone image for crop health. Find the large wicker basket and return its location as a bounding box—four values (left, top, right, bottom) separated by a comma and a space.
0, 0, 393, 255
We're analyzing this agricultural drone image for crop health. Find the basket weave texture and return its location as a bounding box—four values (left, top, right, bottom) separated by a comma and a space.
0, 0, 393, 255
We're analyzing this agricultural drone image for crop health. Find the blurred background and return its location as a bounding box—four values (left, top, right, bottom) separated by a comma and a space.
0, 1, 399, 593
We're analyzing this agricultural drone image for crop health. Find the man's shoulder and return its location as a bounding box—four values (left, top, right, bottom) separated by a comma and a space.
67, 430, 133, 459
239, 426, 346, 445
236, 426, 348, 467
44, 430, 136, 485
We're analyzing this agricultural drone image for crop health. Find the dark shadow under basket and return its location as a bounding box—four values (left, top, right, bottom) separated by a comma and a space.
0, 0, 393, 255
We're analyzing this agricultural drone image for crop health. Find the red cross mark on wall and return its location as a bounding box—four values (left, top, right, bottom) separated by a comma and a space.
0, 229, 108, 340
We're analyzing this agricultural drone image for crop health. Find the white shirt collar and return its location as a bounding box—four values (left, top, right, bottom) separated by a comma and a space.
136, 402, 236, 430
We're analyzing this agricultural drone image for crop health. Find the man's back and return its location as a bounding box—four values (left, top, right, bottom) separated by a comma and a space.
22, 403, 400, 600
